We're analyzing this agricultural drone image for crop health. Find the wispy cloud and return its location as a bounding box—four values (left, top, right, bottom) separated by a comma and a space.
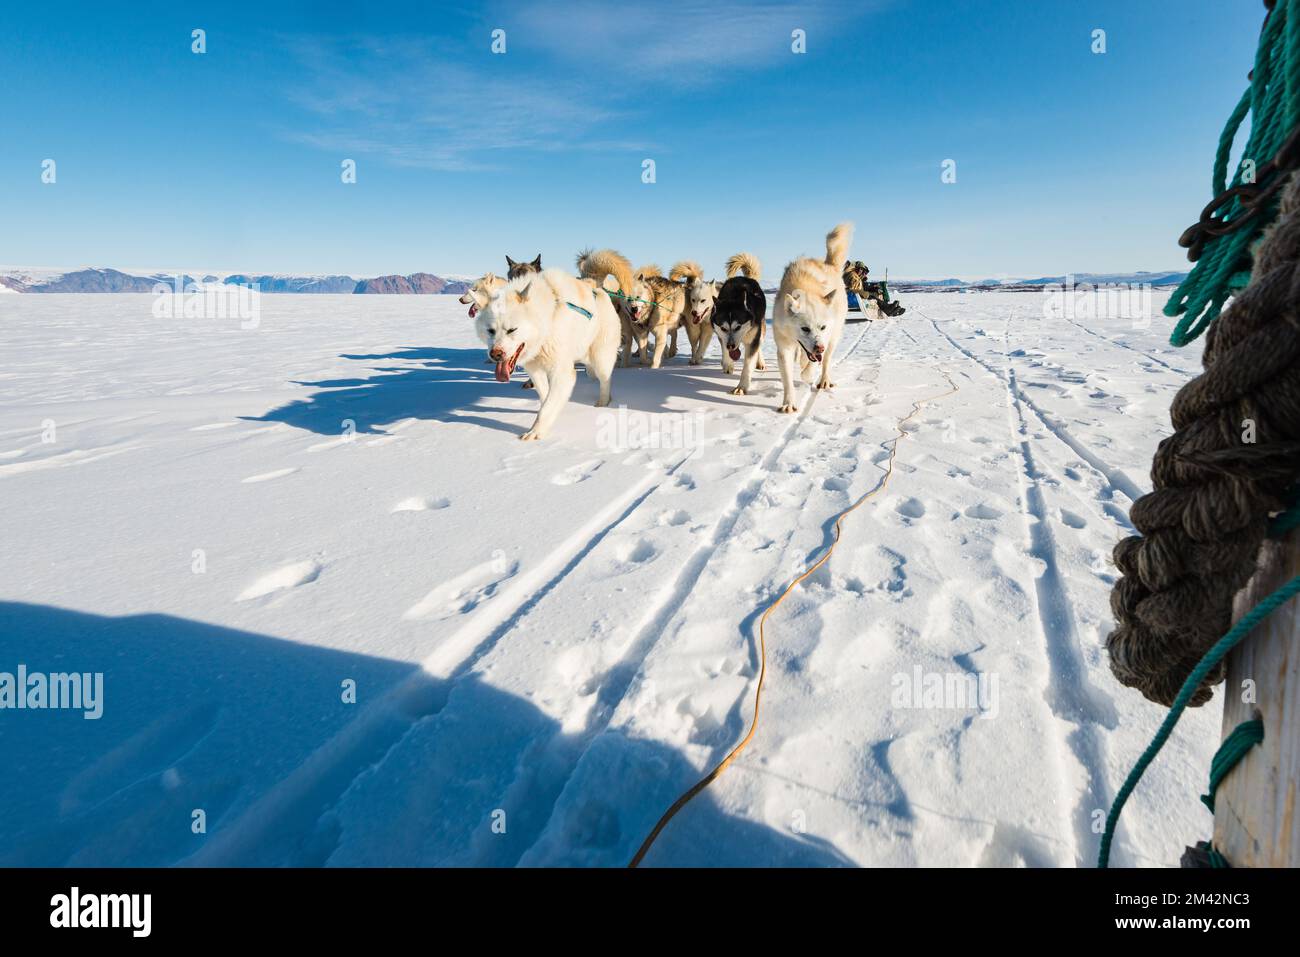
276, 34, 645, 171
273, 1, 881, 171
508, 0, 871, 80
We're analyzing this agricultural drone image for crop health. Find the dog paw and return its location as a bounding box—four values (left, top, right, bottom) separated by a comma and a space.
756, 359, 767, 371
594, 398, 611, 408
816, 381, 835, 391
778, 403, 798, 414
730, 387, 747, 396
519, 430, 544, 441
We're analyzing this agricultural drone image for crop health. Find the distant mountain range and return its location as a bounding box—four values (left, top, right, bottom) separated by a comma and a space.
887, 271, 1188, 292
0, 267, 472, 295
0, 266, 1187, 295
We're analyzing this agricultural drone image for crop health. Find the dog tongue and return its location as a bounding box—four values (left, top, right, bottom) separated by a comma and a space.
728, 347, 742, 361
468, 304, 477, 318
494, 359, 511, 382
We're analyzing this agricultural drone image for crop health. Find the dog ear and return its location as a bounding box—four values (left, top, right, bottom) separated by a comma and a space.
786, 290, 804, 312
506, 256, 518, 271
822, 288, 837, 305
531, 255, 541, 270
515, 281, 532, 302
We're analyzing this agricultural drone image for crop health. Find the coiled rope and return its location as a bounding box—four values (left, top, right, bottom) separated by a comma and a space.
628, 369, 958, 867
1101, 6, 1300, 864
1105, 167, 1300, 709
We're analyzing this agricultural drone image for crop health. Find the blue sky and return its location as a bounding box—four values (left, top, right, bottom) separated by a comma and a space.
0, 0, 1262, 279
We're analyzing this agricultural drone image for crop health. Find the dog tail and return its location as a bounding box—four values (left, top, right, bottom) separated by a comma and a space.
824, 222, 854, 271
634, 263, 662, 280
669, 260, 702, 283
576, 248, 635, 296
725, 252, 761, 280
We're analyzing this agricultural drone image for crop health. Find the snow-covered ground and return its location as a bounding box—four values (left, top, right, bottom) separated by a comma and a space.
0, 291, 1217, 867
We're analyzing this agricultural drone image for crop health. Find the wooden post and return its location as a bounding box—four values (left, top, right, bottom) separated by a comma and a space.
1213, 531, 1300, 866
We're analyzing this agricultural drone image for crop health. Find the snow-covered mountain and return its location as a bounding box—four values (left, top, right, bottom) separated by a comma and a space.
0, 266, 468, 295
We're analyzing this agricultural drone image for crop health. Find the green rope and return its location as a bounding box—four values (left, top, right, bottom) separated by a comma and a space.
1165, 0, 1300, 346
1200, 718, 1265, 813
1097, 573, 1300, 867
604, 289, 663, 309
1102, 2, 1300, 870
1269, 499, 1300, 534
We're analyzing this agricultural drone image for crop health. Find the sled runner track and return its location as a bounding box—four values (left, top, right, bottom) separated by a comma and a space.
424, 455, 698, 685
629, 344, 954, 866
918, 307, 1123, 863
1055, 312, 1193, 378
184, 453, 696, 866
921, 311, 1146, 504
1001, 347, 1124, 865
508, 321, 878, 865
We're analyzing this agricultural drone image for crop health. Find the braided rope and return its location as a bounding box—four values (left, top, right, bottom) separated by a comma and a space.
1106, 172, 1300, 707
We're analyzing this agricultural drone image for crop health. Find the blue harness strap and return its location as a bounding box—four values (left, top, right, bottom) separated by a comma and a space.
566, 301, 593, 319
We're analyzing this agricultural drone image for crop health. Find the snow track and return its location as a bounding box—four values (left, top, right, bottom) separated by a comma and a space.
0, 293, 1219, 867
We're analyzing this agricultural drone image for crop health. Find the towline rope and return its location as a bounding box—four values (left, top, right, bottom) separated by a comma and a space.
628, 367, 960, 867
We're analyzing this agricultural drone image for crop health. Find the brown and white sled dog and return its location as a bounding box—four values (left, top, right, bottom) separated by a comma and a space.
670, 261, 718, 365
641, 266, 686, 368
615, 265, 681, 368
475, 264, 621, 440
459, 272, 507, 318
772, 222, 854, 413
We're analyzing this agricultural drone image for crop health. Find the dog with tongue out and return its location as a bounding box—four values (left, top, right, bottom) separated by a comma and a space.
710, 252, 768, 397
475, 261, 622, 441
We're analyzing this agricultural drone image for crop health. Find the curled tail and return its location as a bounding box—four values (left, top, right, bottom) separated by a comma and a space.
576, 248, 635, 296
634, 263, 662, 280
670, 260, 703, 283
824, 222, 854, 271
725, 252, 761, 281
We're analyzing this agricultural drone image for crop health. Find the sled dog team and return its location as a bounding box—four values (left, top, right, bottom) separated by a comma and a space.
460, 223, 855, 440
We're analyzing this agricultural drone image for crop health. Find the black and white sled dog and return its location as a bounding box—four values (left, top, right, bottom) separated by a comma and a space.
712, 252, 767, 395
475, 254, 623, 441
772, 222, 854, 413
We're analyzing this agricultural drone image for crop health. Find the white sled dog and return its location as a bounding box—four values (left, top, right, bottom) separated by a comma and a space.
772, 222, 854, 414
670, 260, 718, 365
475, 262, 621, 441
